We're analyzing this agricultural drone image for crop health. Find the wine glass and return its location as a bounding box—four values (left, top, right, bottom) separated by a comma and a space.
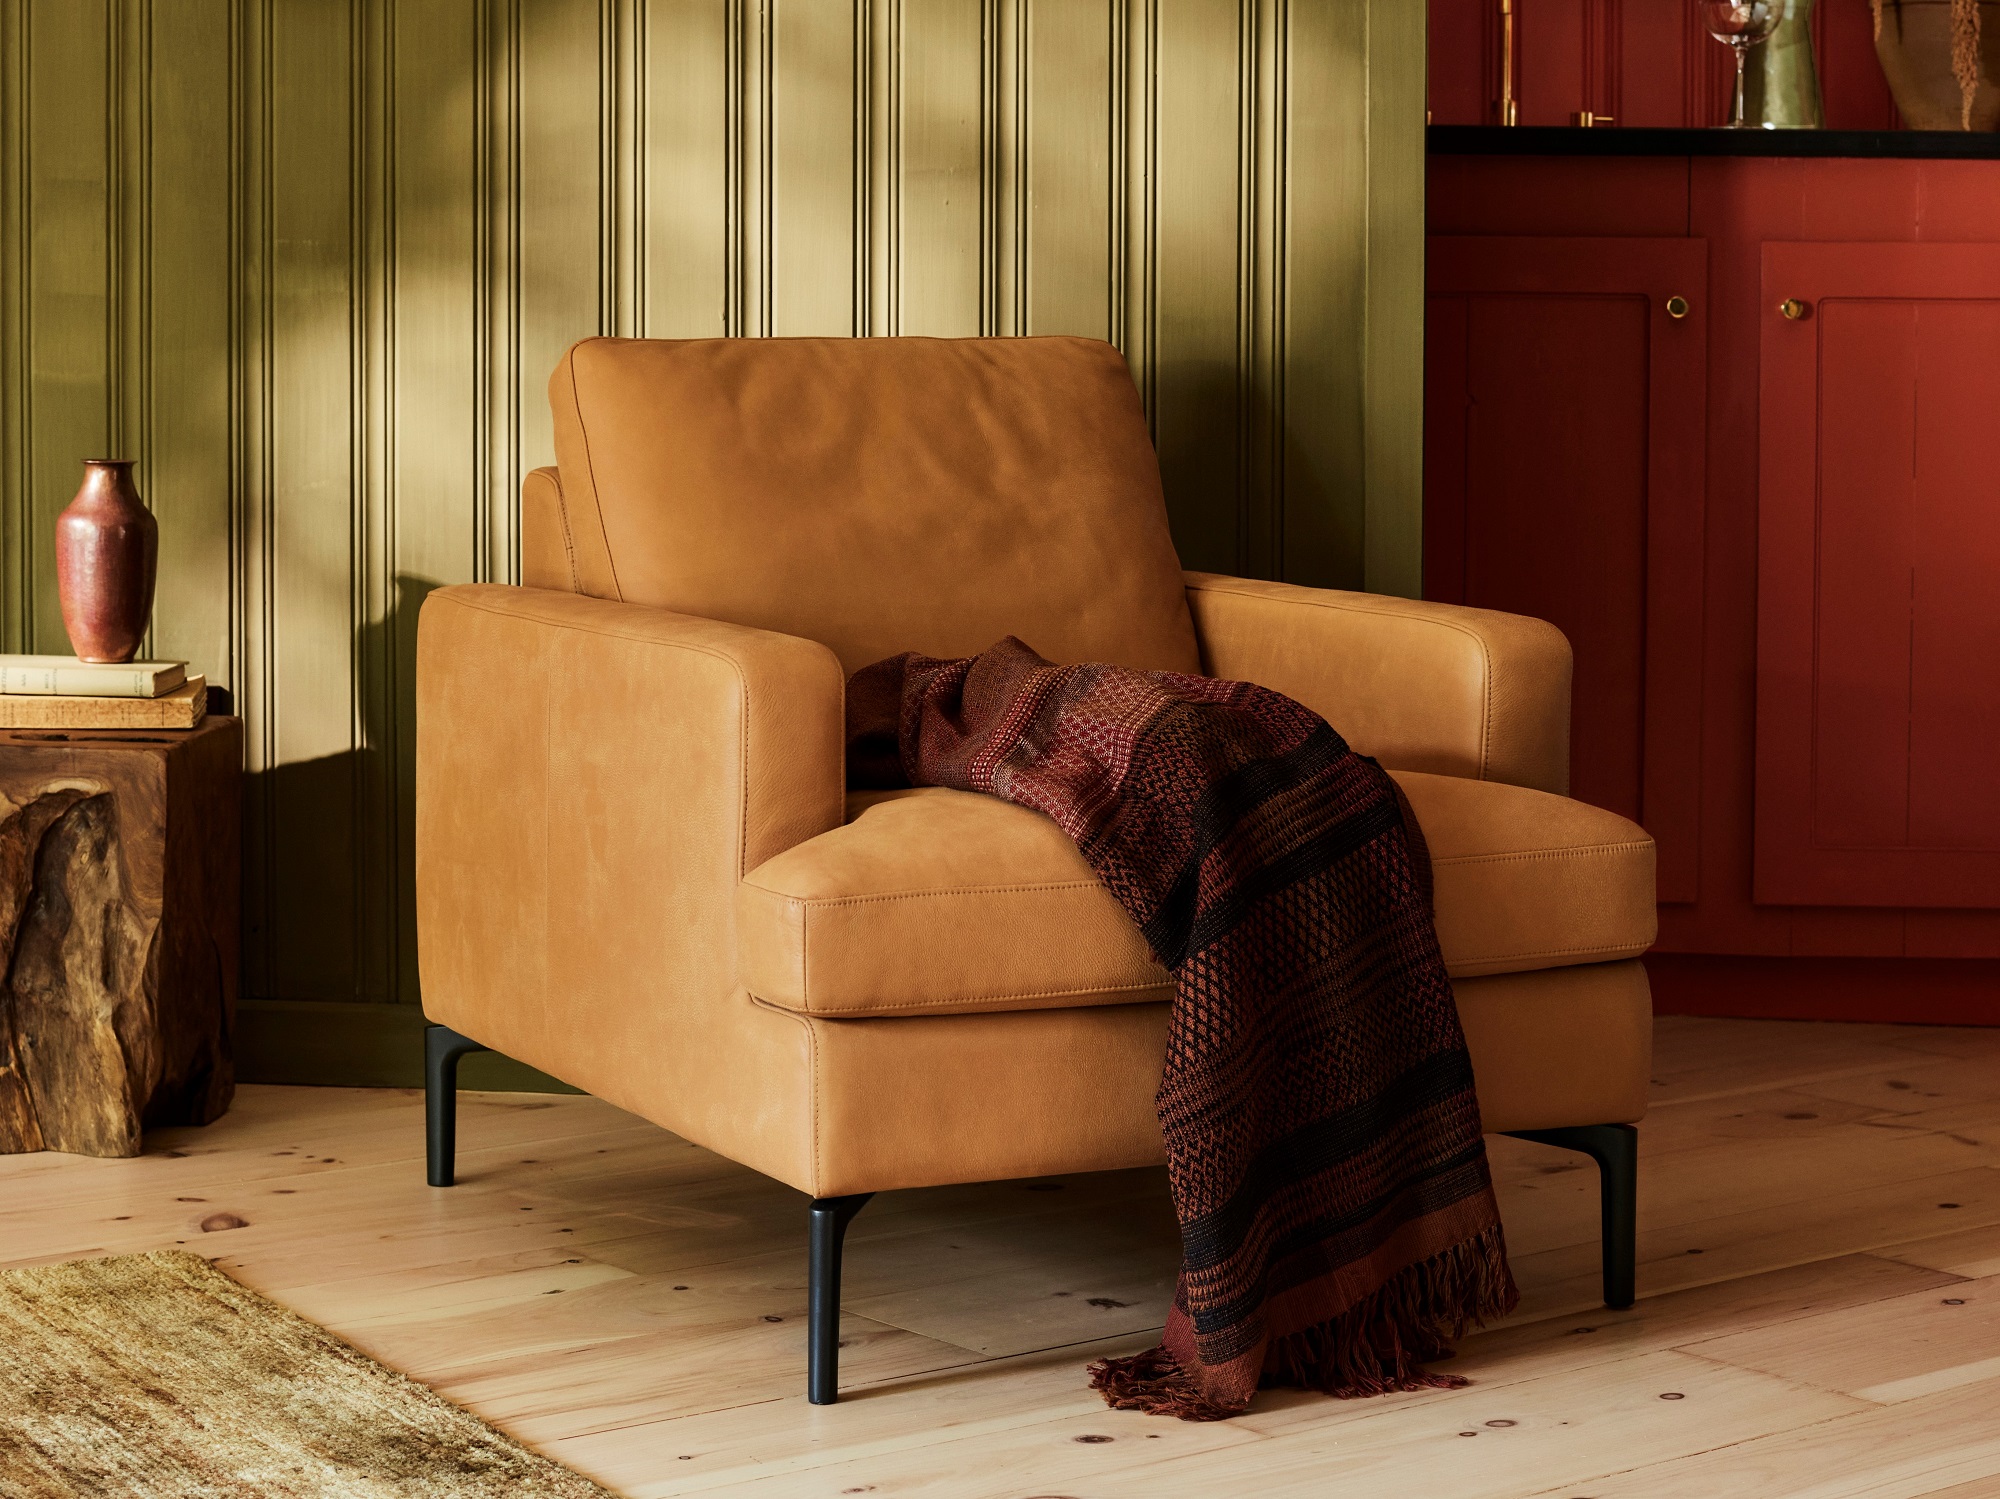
1702, 1, 1782, 128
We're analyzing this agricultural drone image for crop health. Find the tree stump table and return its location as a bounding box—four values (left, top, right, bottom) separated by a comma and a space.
0, 718, 240, 1156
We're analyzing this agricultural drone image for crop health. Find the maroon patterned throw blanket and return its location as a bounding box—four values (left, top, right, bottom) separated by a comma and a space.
847, 637, 1518, 1419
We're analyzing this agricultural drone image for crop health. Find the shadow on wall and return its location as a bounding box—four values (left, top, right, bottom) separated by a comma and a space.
1154, 357, 1357, 586
243, 573, 442, 1009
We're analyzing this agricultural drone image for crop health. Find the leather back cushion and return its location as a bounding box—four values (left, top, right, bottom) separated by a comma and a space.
546, 335, 1201, 675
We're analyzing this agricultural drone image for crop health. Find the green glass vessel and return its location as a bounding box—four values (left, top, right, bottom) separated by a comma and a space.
1744, 0, 1823, 128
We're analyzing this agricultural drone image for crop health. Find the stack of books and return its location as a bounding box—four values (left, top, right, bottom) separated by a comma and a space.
0, 656, 208, 730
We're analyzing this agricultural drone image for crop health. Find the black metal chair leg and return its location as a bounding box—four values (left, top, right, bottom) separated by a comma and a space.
1504, 1123, 1638, 1309
807, 1193, 875, 1405
425, 1024, 489, 1188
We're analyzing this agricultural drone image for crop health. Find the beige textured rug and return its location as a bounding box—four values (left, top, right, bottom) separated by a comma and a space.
0, 1251, 618, 1497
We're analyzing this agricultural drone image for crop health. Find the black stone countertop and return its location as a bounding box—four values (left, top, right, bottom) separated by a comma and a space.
1429, 125, 2000, 159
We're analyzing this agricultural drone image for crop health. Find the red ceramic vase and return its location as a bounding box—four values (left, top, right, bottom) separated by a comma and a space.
56, 459, 158, 664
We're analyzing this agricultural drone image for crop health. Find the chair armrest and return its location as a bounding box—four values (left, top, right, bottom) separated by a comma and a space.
415, 584, 845, 1091
1184, 571, 1572, 795
519, 466, 577, 591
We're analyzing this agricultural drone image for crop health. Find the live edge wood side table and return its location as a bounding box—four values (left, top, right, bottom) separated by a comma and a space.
0, 718, 240, 1157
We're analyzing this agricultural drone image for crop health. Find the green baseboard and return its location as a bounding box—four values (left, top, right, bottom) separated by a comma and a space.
234, 1000, 579, 1093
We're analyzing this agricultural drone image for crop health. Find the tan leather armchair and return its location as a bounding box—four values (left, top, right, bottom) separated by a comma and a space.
417, 336, 1655, 1404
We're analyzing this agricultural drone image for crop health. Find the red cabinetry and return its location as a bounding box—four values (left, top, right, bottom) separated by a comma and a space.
1428, 149, 2000, 1021
1425, 235, 1706, 899
1757, 242, 2000, 910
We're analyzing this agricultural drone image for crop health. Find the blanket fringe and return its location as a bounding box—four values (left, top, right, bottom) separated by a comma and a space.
1088, 1222, 1519, 1421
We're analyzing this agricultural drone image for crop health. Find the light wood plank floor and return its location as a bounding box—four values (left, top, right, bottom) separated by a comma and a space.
6, 1015, 2000, 1497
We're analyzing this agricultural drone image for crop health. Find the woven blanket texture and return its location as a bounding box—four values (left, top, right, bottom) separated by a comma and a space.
847, 636, 1520, 1419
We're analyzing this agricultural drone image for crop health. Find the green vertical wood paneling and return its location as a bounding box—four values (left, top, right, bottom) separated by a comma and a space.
265, 0, 358, 1003
516, 0, 600, 488
235, 0, 275, 996
769, 0, 856, 334
110, 1, 148, 491
1152, 0, 1243, 574
989, 0, 1026, 334
2, 2, 30, 654
1025, 0, 1113, 341
391, 0, 482, 999
147, 1, 235, 695
355, 0, 393, 1005
0, 0, 1423, 1021
25, 6, 112, 650
894, 0, 982, 336
1280, 0, 1367, 591
475, 0, 519, 585
643, 0, 731, 338
1360, 0, 1428, 600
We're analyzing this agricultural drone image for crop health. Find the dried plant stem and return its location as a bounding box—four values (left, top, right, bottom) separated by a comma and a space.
1952, 0, 1982, 129
1878, 0, 1985, 129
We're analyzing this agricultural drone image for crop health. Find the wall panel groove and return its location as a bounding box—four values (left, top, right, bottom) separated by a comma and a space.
241, 0, 278, 998
1122, 0, 1157, 427
1, 2, 27, 655
750, 0, 774, 334
0, 0, 1421, 1017
1233, 0, 1254, 571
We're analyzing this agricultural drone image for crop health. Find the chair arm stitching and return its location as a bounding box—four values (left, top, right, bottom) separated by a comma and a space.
1432, 840, 1656, 868
739, 879, 1112, 906
787, 995, 821, 1193
543, 470, 581, 592
439, 589, 824, 661
798, 843, 811, 1010
754, 979, 1178, 1016
543, 626, 556, 1042
734, 659, 751, 887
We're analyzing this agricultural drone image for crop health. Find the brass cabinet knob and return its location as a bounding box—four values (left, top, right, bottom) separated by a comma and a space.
1666, 295, 1690, 319
1780, 298, 1809, 320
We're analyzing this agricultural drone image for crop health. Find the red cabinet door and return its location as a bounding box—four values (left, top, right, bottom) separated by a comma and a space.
1426, 236, 1708, 900
1758, 242, 2000, 908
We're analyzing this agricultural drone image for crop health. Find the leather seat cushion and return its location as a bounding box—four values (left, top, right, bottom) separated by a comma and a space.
739, 788, 1177, 1018
737, 771, 1655, 1017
